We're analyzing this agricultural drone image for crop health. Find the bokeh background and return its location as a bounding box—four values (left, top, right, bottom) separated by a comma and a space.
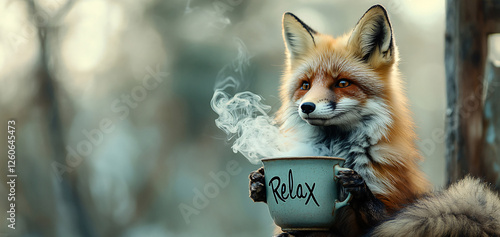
0, 0, 448, 236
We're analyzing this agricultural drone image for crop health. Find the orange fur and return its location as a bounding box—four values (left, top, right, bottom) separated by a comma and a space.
276, 5, 431, 235
266, 5, 500, 236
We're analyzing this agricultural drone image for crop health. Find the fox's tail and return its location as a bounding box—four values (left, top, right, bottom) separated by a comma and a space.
371, 176, 500, 237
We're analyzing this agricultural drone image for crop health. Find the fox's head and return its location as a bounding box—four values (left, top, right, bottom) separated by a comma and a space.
279, 5, 400, 131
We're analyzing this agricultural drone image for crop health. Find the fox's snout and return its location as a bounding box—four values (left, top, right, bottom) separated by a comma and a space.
298, 99, 340, 126
300, 101, 337, 115
300, 102, 316, 114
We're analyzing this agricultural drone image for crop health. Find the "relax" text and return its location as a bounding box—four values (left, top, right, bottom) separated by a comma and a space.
268, 169, 319, 206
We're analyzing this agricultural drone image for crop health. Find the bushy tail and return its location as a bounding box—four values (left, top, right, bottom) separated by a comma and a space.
371, 176, 500, 237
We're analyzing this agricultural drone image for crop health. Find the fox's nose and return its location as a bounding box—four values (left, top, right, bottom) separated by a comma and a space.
301, 102, 316, 114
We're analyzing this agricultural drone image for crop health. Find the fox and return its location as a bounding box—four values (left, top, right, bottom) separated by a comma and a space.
249, 5, 500, 237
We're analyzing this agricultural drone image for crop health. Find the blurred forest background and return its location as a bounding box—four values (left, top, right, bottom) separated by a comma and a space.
0, 0, 452, 236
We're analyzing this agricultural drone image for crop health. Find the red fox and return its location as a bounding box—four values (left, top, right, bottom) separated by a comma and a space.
249, 5, 500, 237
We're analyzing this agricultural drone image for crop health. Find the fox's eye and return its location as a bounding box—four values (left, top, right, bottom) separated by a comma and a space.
301, 82, 311, 90
335, 79, 351, 88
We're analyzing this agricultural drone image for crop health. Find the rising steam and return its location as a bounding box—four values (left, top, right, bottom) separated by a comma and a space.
211, 38, 329, 164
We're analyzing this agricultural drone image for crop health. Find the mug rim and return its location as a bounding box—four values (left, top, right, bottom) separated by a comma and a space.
261, 156, 345, 162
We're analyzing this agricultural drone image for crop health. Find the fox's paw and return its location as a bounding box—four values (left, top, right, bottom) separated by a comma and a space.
336, 169, 388, 227
249, 167, 266, 203
335, 169, 369, 199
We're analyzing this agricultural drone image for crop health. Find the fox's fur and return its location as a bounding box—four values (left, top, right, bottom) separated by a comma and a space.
249, 4, 500, 237
277, 5, 429, 214
371, 177, 500, 236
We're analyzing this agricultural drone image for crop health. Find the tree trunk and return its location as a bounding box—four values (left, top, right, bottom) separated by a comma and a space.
445, 0, 500, 188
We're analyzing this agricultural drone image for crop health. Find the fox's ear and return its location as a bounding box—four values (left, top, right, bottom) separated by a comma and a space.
348, 5, 395, 65
282, 12, 317, 60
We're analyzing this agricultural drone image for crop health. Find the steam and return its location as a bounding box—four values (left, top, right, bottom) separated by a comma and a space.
212, 90, 286, 164
211, 38, 329, 164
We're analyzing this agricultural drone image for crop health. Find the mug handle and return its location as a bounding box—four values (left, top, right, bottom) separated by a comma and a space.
333, 165, 353, 211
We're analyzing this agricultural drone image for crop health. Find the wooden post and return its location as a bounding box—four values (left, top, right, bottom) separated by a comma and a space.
445, 0, 500, 187
484, 61, 500, 187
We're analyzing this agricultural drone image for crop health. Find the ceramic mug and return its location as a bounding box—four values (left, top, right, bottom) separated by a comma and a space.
261, 156, 352, 231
